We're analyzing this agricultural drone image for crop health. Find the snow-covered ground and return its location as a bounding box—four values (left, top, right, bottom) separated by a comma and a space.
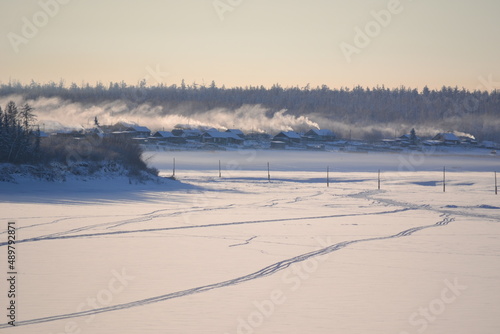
0, 150, 499, 333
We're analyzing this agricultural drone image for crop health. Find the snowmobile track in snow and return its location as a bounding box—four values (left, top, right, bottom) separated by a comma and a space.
0, 213, 455, 329
0, 207, 413, 247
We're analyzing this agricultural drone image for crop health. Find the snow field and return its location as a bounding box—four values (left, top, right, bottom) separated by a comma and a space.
0, 150, 499, 333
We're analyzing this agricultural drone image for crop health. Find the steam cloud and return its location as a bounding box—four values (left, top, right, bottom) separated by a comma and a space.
0, 95, 481, 140
0, 95, 319, 134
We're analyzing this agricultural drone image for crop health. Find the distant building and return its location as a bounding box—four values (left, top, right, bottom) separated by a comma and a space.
458, 136, 477, 145
152, 131, 187, 144
54, 130, 84, 138
225, 129, 245, 138
111, 123, 151, 138
270, 141, 287, 149
171, 128, 203, 140
399, 134, 418, 141
397, 133, 420, 146
432, 133, 461, 145
152, 131, 174, 139
306, 143, 325, 151
481, 141, 497, 149
303, 129, 336, 142
201, 131, 244, 145
422, 140, 443, 146
125, 125, 151, 138
273, 131, 301, 144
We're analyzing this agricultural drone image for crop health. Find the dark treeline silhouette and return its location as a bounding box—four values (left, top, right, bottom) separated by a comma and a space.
0, 101, 40, 164
1, 80, 499, 140
0, 101, 156, 177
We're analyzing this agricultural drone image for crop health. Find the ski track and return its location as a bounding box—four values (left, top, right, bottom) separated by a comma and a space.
0, 189, 383, 244
104, 203, 237, 230
355, 190, 500, 222
0, 207, 412, 247
0, 214, 454, 329
229, 236, 257, 247
0, 216, 81, 235
1, 203, 238, 242
2, 187, 495, 249
1, 191, 304, 239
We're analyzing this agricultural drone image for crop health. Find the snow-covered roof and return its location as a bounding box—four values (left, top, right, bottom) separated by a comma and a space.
307, 129, 334, 136
276, 131, 301, 139
434, 133, 460, 141
127, 125, 151, 133
203, 131, 243, 140
226, 129, 244, 135
153, 131, 175, 138
399, 134, 419, 140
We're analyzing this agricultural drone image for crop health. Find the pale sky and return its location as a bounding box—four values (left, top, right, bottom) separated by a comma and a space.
1, 0, 499, 91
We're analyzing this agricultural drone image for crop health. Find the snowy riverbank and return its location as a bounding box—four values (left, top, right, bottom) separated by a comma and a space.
0, 161, 163, 184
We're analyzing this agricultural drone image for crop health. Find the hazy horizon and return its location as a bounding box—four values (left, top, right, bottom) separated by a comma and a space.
1, 78, 499, 93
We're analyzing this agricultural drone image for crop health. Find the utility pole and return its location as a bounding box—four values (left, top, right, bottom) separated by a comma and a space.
495, 171, 498, 195
327, 166, 330, 187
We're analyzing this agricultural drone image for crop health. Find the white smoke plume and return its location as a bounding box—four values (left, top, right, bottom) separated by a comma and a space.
0, 95, 485, 140
452, 131, 475, 139
311, 115, 478, 141
0, 95, 319, 134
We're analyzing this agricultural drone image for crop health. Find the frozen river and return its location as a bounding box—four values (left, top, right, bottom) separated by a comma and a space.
1, 150, 499, 333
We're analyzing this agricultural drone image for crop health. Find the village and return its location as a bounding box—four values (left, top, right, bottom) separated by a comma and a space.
37, 120, 499, 153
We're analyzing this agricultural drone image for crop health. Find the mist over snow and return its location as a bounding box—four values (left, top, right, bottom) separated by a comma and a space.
0, 95, 320, 134
304, 115, 477, 141
0, 95, 482, 140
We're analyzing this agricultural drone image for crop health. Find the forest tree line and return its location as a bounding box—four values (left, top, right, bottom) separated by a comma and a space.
1, 80, 499, 140
0, 101, 154, 175
0, 101, 40, 164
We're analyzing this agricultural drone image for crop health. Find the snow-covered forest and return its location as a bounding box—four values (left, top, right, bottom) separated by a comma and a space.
0, 101, 158, 181
1, 81, 499, 141
0, 101, 41, 164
